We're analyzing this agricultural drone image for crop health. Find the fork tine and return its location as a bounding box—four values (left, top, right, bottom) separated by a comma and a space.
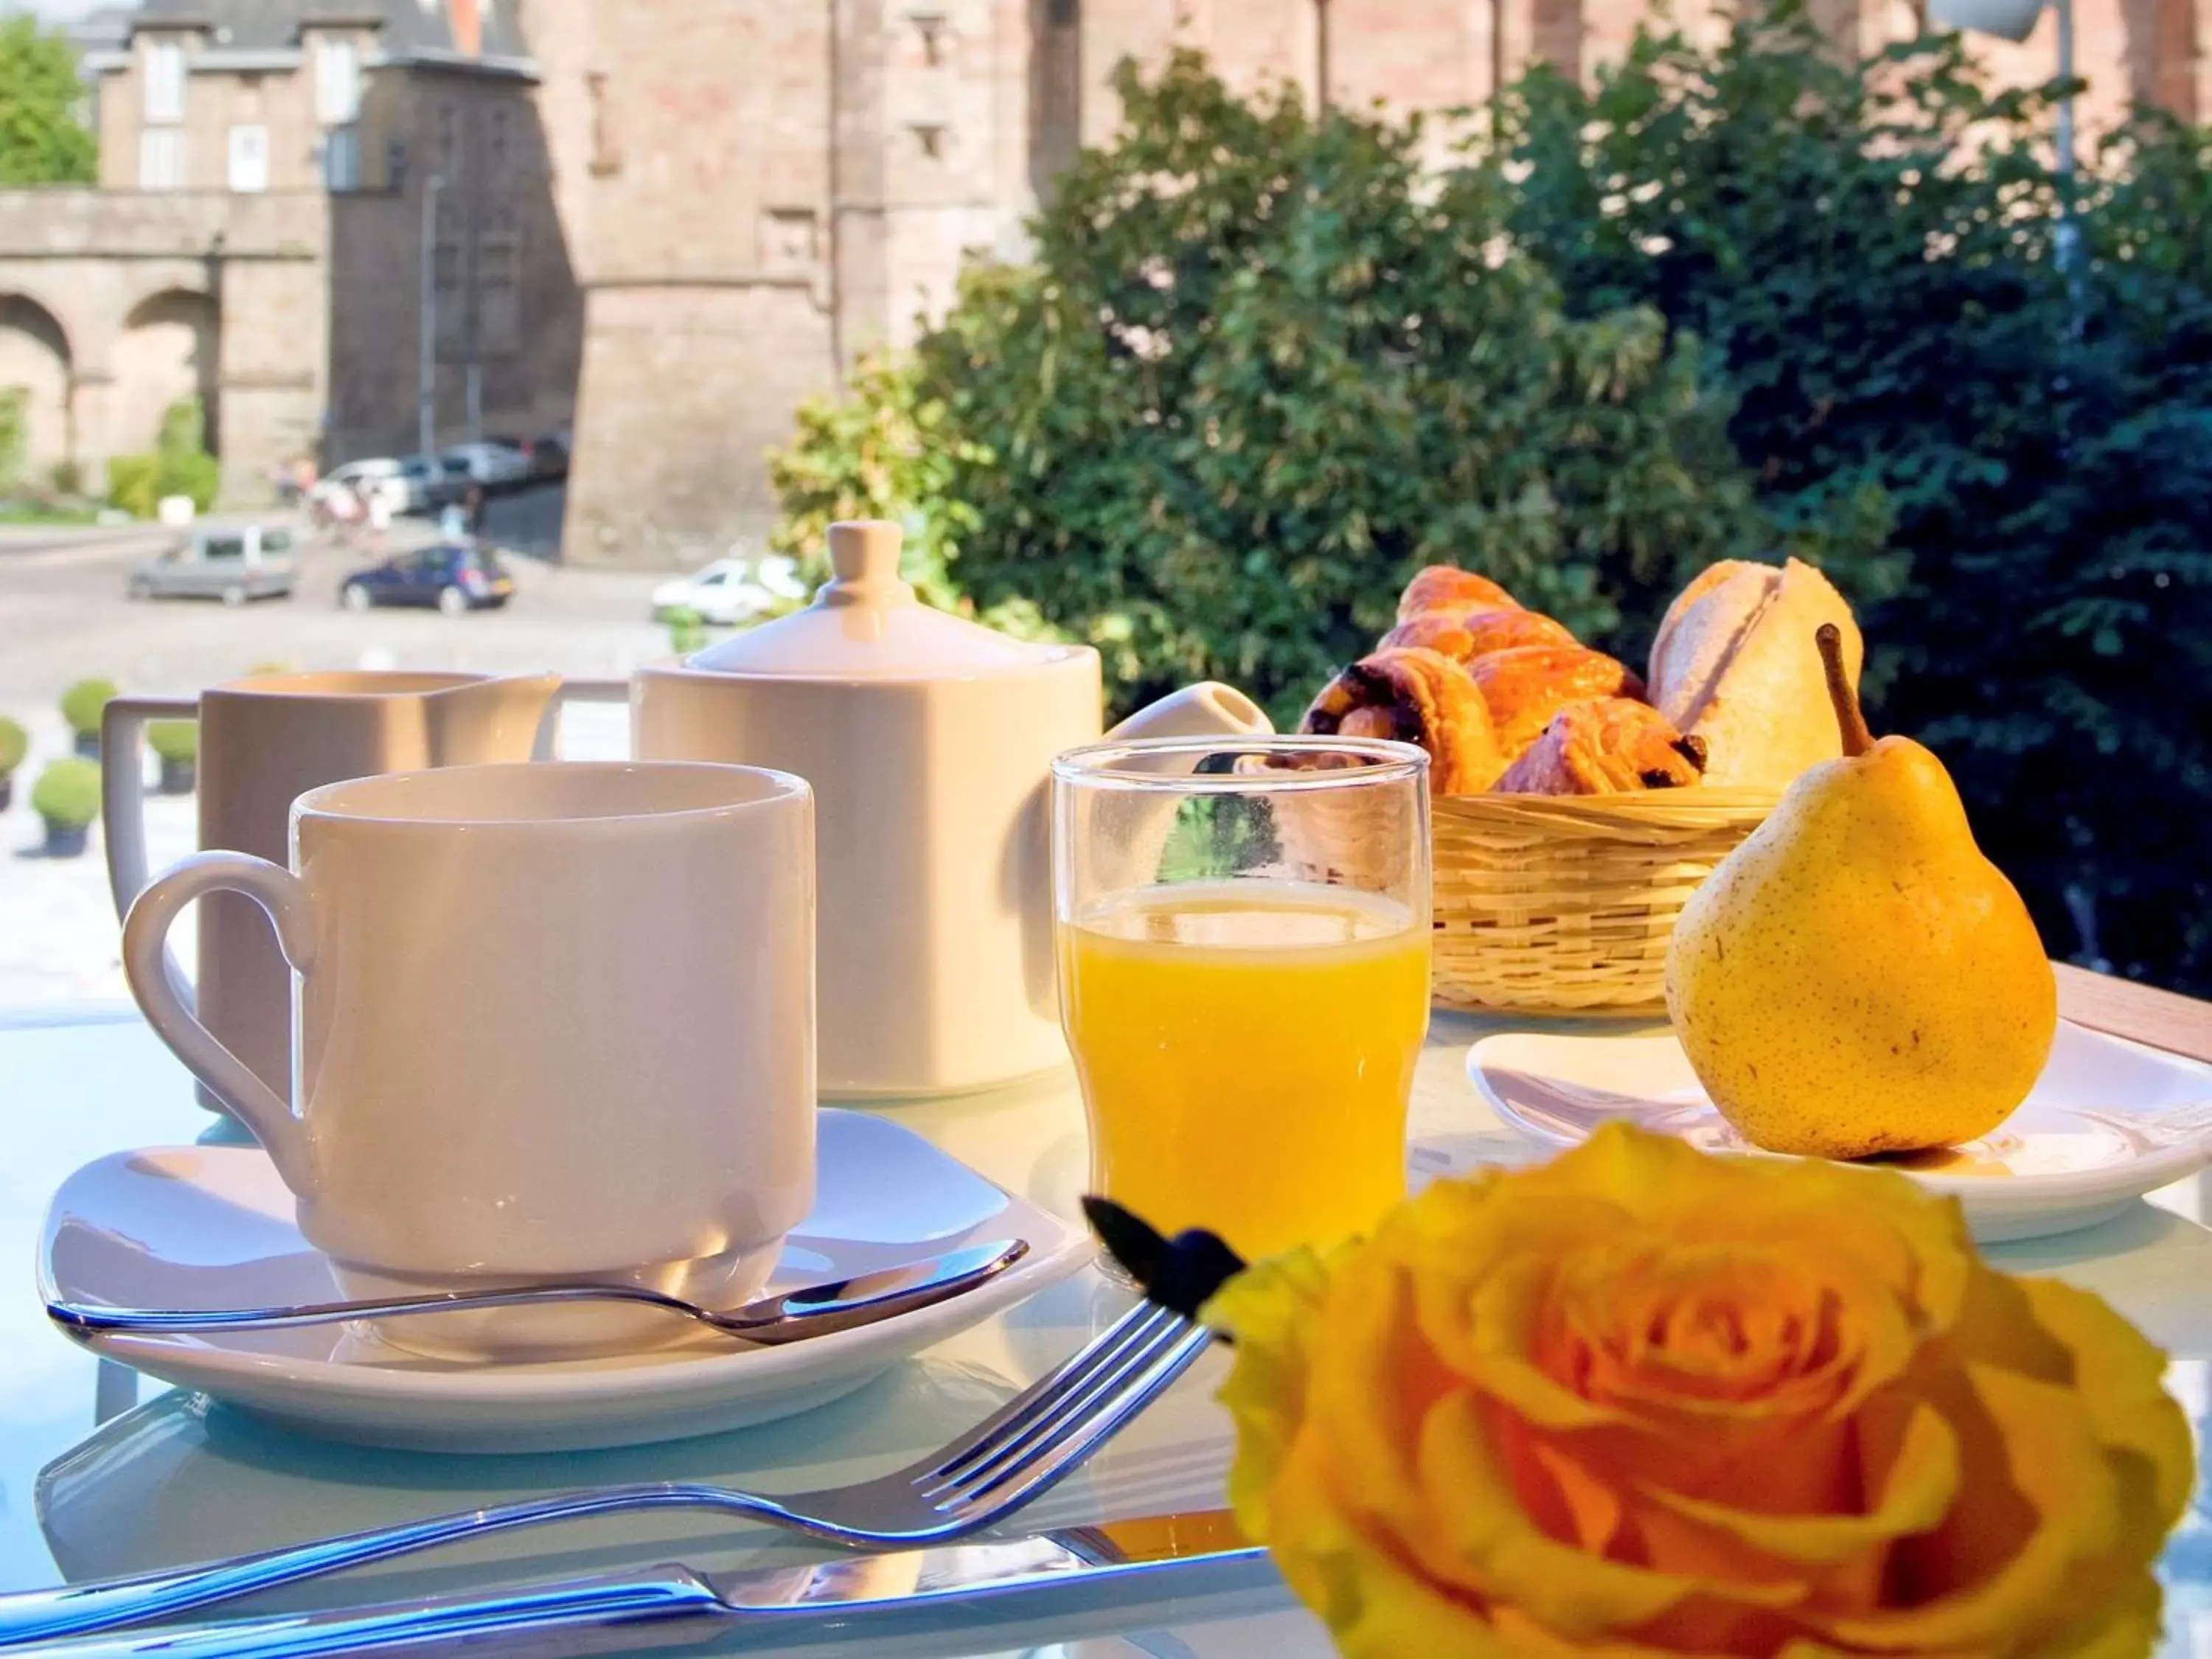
923, 1311, 1201, 1500
939, 1323, 1214, 1521
915, 1301, 1186, 1481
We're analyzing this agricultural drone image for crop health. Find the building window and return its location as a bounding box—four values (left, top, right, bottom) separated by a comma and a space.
321, 125, 360, 191
478, 226, 519, 352
487, 105, 509, 173
437, 102, 461, 181
143, 38, 184, 123
138, 126, 184, 189
228, 124, 269, 192
314, 37, 360, 125
434, 230, 467, 349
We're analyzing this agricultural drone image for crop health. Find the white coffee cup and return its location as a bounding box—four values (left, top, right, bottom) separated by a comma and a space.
122, 761, 815, 1357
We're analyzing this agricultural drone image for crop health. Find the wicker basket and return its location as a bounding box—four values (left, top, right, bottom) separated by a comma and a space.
1426, 787, 1781, 1015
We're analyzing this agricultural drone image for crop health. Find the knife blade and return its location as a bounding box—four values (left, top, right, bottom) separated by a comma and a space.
30, 1509, 1279, 1658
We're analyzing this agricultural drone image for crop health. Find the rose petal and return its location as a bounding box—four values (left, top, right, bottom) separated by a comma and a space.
1637, 1399, 1958, 1568
1809, 1363, 2123, 1651
1404, 1389, 1805, 1636
2017, 1279, 2194, 1539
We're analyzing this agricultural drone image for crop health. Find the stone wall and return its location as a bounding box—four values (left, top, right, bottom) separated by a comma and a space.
4, 48, 583, 501
0, 189, 326, 500
532, 0, 2211, 571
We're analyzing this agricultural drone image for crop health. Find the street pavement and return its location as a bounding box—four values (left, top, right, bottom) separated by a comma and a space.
0, 501, 672, 1007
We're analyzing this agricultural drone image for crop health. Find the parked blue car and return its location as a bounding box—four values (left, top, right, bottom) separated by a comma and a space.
339, 544, 515, 616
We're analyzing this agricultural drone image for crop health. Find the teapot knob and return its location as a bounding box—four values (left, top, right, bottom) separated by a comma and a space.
827, 521, 905, 588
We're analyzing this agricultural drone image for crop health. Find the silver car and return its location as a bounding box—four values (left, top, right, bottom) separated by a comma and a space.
128, 524, 298, 605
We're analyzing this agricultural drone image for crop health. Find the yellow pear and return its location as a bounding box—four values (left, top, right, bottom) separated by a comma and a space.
1665, 625, 2057, 1158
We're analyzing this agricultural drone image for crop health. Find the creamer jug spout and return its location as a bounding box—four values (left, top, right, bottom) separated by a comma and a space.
422, 672, 566, 765
1105, 683, 1274, 744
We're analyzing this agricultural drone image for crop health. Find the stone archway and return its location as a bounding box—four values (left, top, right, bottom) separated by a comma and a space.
0, 293, 72, 488
114, 288, 220, 456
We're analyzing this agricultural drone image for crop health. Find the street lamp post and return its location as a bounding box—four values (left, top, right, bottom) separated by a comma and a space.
417, 173, 444, 456
1929, 0, 2077, 275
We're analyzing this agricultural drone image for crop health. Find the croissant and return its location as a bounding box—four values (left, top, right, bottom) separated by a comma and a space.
1298, 647, 1506, 794
1380, 607, 1578, 663
1493, 698, 1708, 794
1396, 566, 1519, 622
1467, 646, 1647, 761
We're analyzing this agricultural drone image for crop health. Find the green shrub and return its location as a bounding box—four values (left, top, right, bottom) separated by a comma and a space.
46, 457, 83, 498
107, 399, 220, 515
663, 606, 707, 657
0, 715, 27, 776
771, 354, 987, 612
58, 677, 116, 737
157, 448, 220, 512
29, 757, 100, 828
146, 720, 198, 763
774, 53, 1879, 724
1498, 7, 2212, 992
106, 454, 159, 518
0, 387, 24, 496
156, 397, 205, 458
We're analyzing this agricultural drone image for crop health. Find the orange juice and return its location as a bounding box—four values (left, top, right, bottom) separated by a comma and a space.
1059, 880, 1429, 1262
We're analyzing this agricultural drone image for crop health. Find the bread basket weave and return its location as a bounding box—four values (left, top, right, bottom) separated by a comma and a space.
1427, 787, 1781, 1015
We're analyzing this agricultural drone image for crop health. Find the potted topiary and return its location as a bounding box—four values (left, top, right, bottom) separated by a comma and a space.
60, 678, 119, 760
147, 719, 198, 795
30, 757, 100, 857
0, 716, 26, 813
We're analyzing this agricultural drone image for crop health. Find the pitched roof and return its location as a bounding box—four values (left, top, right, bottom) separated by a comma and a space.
128, 0, 529, 60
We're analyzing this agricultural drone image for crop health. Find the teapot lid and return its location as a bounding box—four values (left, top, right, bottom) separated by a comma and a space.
684, 521, 1069, 678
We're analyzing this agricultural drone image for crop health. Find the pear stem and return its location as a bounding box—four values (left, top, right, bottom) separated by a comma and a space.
1817, 623, 1874, 758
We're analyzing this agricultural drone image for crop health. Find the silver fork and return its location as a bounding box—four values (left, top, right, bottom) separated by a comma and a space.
0, 1298, 1210, 1649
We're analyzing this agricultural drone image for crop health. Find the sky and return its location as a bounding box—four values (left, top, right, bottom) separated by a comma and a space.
14, 0, 113, 18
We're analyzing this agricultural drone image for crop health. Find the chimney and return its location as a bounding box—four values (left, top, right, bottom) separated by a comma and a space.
451, 0, 481, 55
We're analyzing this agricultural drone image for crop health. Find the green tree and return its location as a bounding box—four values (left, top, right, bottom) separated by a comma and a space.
1499, 8, 2212, 992
778, 55, 1865, 722
0, 15, 96, 187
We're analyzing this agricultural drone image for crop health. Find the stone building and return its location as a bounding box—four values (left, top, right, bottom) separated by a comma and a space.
0, 0, 581, 501
528, 0, 2211, 569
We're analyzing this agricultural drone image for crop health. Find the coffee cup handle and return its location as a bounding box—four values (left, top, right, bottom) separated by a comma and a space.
123, 852, 316, 1190
532, 678, 630, 759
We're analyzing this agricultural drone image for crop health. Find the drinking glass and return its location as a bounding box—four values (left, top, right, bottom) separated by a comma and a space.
1051, 735, 1431, 1264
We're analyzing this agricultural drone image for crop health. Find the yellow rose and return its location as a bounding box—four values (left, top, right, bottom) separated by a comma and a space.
1205, 1124, 2194, 1658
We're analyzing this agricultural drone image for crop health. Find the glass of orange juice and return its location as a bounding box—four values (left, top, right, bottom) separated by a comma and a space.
1051, 735, 1430, 1264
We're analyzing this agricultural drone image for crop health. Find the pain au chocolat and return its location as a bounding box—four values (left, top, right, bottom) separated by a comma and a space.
1298, 646, 1508, 794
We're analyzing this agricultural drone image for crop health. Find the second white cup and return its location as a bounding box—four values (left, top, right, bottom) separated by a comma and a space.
122, 761, 815, 1357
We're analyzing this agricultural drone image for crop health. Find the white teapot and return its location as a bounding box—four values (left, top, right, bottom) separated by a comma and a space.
633, 519, 1272, 1097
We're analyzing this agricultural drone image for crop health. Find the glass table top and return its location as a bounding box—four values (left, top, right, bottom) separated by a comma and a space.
1, 1006, 2208, 1657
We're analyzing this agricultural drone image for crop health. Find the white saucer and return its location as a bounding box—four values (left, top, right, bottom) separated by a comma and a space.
41, 1110, 1092, 1453
1468, 1021, 2212, 1243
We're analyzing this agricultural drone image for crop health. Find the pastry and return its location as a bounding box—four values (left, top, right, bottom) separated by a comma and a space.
1646, 557, 1862, 790
1298, 647, 1507, 794
1380, 607, 1577, 662
1494, 698, 1708, 794
1465, 646, 1646, 761
1396, 566, 1519, 622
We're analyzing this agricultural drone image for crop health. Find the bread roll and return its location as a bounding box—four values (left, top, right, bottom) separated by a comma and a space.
1298, 647, 1506, 794
1493, 698, 1708, 795
1396, 566, 1519, 622
1647, 557, 1862, 790
1379, 607, 1576, 662
1465, 646, 1646, 762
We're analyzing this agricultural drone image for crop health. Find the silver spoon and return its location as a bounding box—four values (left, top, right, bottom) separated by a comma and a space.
46, 1237, 1029, 1345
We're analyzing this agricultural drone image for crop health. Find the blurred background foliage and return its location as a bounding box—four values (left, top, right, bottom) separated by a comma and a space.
772, 9, 2212, 994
